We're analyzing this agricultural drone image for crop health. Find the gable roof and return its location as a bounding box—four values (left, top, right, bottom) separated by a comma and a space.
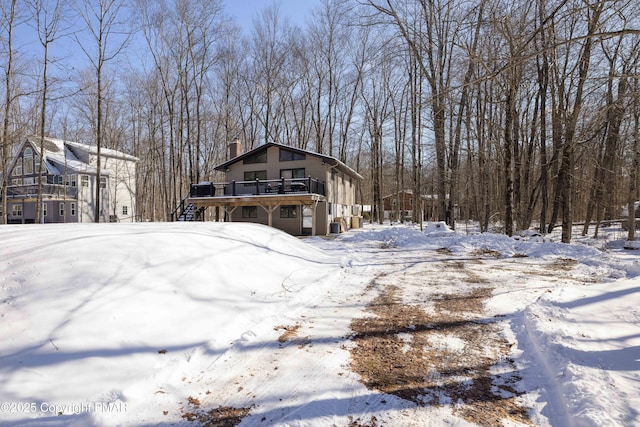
214, 142, 363, 180
24, 136, 95, 175
383, 189, 415, 200
20, 136, 138, 176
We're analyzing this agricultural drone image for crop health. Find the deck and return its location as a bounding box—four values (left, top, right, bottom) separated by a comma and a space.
181, 177, 327, 235
188, 177, 325, 198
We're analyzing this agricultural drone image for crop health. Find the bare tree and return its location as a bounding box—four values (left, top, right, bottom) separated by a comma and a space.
1, 0, 17, 225
628, 73, 640, 241
360, 33, 394, 224
544, 0, 604, 242
75, 0, 130, 223
30, 0, 63, 224
363, 0, 479, 225
247, 3, 293, 146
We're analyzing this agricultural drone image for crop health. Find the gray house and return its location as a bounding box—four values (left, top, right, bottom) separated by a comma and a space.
1, 136, 138, 224
182, 141, 363, 235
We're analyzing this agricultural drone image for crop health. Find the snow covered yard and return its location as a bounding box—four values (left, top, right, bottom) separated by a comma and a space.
0, 222, 639, 426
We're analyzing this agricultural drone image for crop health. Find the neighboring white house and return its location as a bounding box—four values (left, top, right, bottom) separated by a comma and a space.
1, 136, 138, 224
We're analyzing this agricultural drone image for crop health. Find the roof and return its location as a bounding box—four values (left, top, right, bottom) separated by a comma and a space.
22, 136, 138, 176
26, 136, 96, 175
64, 139, 139, 162
214, 142, 363, 180
383, 189, 415, 199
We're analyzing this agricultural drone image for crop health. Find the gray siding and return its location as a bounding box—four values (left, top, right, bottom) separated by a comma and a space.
224, 145, 359, 235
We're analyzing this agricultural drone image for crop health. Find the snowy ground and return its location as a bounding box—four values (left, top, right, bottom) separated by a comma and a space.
0, 221, 639, 426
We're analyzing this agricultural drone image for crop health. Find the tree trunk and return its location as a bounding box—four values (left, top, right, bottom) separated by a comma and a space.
628, 82, 640, 241
1, 0, 16, 225
504, 83, 516, 237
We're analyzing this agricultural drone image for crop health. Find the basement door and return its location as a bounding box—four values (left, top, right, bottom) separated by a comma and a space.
302, 206, 313, 235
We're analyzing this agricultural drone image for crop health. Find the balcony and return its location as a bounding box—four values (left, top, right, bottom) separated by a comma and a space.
6, 184, 78, 199
189, 177, 325, 198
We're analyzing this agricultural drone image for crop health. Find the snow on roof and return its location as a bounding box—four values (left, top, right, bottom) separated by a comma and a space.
27, 136, 97, 174
64, 139, 139, 162
25, 136, 137, 175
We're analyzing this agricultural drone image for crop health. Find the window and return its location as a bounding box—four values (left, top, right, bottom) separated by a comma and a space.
42, 203, 47, 217
23, 177, 35, 185
242, 206, 257, 218
81, 175, 89, 187
122, 205, 128, 216
70, 203, 76, 216
244, 170, 267, 181
11, 159, 22, 176
280, 168, 306, 179
99, 177, 107, 189
11, 204, 22, 217
56, 175, 64, 185
243, 149, 267, 164
65, 175, 76, 187
280, 205, 297, 218
23, 149, 34, 175
279, 148, 306, 161
59, 203, 65, 217
11, 178, 22, 185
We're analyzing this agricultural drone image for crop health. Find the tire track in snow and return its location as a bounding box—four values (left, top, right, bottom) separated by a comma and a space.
517, 306, 574, 427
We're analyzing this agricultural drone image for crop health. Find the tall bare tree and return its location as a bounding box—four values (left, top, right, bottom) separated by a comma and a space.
75, 0, 129, 222
364, 0, 475, 225
30, 0, 63, 224
247, 3, 293, 146
558, 1, 603, 243
628, 73, 640, 241
1, 0, 17, 225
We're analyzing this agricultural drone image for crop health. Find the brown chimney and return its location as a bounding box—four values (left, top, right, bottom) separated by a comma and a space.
228, 138, 243, 159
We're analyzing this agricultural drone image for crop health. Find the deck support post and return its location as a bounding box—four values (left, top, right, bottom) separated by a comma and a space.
223, 205, 237, 222
311, 200, 319, 236
259, 203, 280, 227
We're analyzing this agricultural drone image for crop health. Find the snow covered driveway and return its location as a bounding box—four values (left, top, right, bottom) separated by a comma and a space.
170, 226, 639, 426
1, 223, 639, 426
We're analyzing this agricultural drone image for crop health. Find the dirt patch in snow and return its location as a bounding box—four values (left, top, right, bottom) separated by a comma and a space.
181, 396, 251, 426
275, 324, 301, 343
347, 415, 380, 426
275, 323, 312, 348
349, 276, 531, 426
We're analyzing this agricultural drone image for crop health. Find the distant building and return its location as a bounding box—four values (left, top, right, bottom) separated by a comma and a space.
382, 190, 461, 223
1, 136, 138, 224
383, 190, 417, 222
181, 141, 363, 236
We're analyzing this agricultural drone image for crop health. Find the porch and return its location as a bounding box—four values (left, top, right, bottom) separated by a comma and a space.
174, 177, 327, 236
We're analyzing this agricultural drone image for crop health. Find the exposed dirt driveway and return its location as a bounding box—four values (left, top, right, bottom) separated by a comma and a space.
180, 240, 590, 427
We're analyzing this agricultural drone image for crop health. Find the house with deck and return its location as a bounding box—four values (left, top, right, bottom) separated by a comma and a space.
1, 136, 138, 224
178, 141, 363, 236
